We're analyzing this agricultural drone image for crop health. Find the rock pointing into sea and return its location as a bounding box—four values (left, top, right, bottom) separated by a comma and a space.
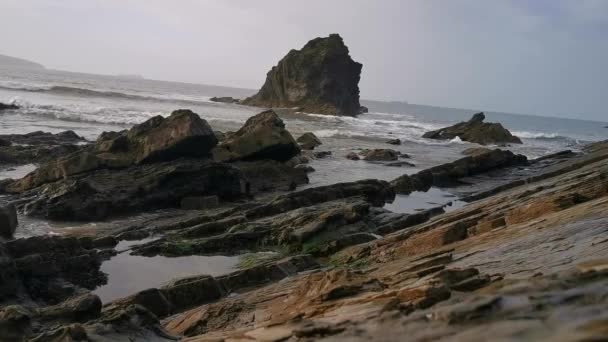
241, 34, 364, 116
423, 112, 522, 145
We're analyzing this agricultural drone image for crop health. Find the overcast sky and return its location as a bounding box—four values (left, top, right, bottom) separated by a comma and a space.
1, 0, 607, 121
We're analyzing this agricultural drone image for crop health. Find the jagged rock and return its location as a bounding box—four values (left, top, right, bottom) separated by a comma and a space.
0, 102, 19, 110
0, 204, 18, 239
297, 132, 322, 150
213, 110, 300, 162
423, 113, 522, 145
242, 34, 364, 116
0, 130, 84, 146
210, 96, 240, 104
363, 149, 399, 161
38, 293, 102, 322
346, 152, 360, 160
121, 109, 218, 163
8, 110, 217, 193
386, 138, 401, 145
358, 106, 369, 114
0, 138, 10, 147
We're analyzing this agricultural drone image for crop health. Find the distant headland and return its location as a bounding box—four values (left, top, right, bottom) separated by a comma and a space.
0, 54, 45, 69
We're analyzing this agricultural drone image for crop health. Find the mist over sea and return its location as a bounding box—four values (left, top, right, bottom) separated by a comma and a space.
1, 65, 607, 189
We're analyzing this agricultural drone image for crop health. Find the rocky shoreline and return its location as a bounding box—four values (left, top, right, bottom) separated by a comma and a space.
0, 108, 607, 341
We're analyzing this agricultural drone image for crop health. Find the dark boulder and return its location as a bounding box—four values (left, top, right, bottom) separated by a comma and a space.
0, 204, 17, 239
242, 34, 363, 116
362, 149, 399, 161
0, 103, 19, 111
296, 132, 322, 150
213, 110, 300, 162
386, 138, 401, 145
423, 113, 522, 145
346, 152, 360, 160
124, 109, 218, 163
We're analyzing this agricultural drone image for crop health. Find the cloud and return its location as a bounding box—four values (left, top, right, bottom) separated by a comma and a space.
0, 0, 605, 120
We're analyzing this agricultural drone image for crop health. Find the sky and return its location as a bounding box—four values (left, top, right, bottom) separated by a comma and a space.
1, 0, 607, 121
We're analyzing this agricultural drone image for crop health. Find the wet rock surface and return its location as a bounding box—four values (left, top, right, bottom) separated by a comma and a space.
242, 34, 364, 116
423, 112, 522, 145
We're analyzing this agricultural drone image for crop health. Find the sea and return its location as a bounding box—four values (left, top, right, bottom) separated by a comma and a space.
2, 66, 608, 302
1, 65, 608, 233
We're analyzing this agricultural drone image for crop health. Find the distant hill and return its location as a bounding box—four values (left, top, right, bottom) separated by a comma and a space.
0, 54, 45, 69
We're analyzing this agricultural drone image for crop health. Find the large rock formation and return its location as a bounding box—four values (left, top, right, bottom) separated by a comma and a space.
242, 34, 364, 116
423, 112, 522, 145
212, 110, 300, 162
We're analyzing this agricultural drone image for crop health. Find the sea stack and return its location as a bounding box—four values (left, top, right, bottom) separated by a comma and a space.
242, 34, 364, 116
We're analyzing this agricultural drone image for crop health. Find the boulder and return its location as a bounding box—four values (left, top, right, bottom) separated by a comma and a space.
313, 151, 332, 159
0, 204, 18, 239
423, 113, 522, 145
8, 110, 217, 193
362, 149, 399, 161
386, 138, 401, 145
0, 138, 10, 147
241, 34, 364, 116
358, 106, 369, 114
296, 132, 322, 150
0, 103, 19, 111
213, 110, 300, 162
461, 147, 492, 156
210, 96, 240, 104
126, 109, 218, 163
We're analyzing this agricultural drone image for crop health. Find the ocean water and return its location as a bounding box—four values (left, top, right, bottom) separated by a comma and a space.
1, 65, 607, 189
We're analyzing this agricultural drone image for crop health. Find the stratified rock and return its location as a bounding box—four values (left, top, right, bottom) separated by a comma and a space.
210, 96, 240, 104
386, 138, 401, 145
363, 149, 399, 161
391, 149, 527, 194
242, 34, 364, 116
423, 113, 522, 145
213, 110, 300, 162
297, 132, 322, 150
18, 160, 244, 220
0, 204, 17, 239
0, 102, 19, 110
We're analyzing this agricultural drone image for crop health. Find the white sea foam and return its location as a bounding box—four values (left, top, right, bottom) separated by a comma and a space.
513, 131, 561, 139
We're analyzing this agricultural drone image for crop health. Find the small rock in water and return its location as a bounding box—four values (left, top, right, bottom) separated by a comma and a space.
180, 195, 220, 210
314, 151, 332, 159
386, 161, 415, 167
362, 149, 399, 161
296, 132, 322, 150
210, 96, 240, 104
386, 138, 401, 145
346, 152, 360, 160
0, 203, 18, 239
